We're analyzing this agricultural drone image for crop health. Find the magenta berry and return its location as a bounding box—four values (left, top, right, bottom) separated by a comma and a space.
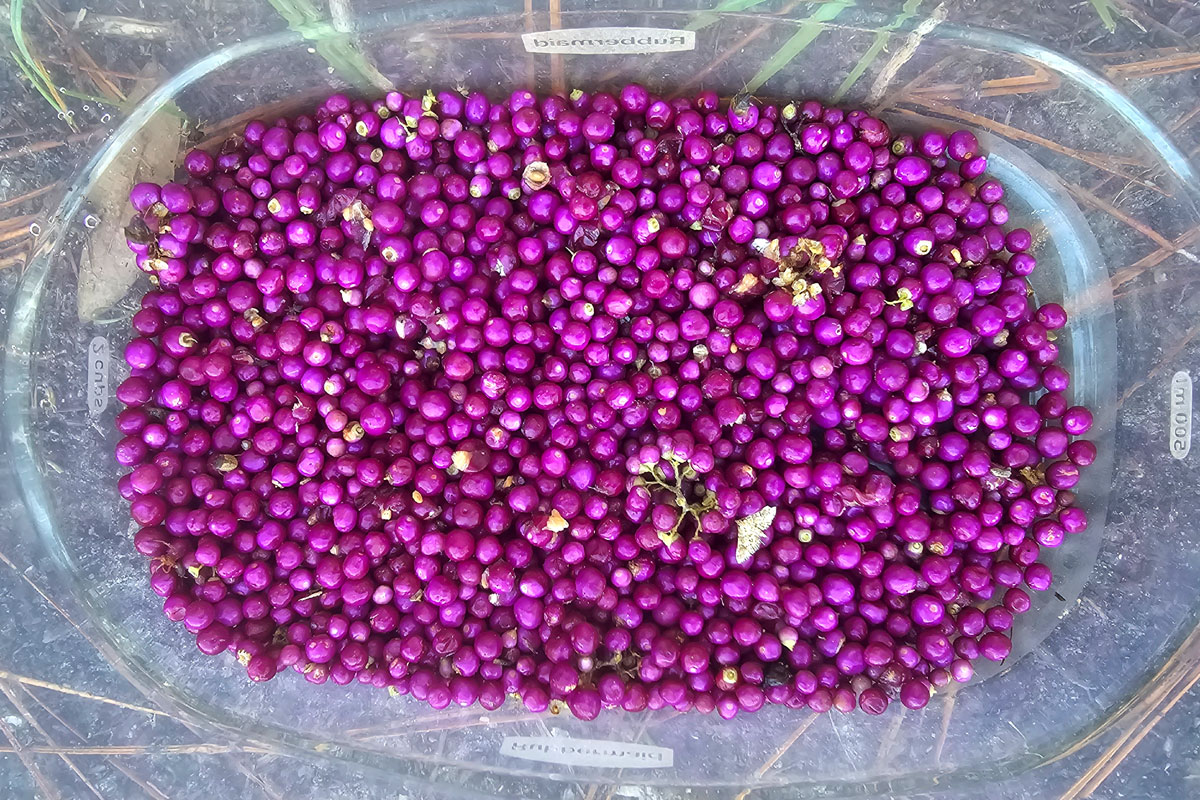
116, 87, 1093, 718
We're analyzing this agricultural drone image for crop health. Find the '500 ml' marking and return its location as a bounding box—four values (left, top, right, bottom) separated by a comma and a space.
1169, 371, 1192, 460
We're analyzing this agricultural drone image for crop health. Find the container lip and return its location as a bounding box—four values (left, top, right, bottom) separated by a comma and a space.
2, 6, 1198, 797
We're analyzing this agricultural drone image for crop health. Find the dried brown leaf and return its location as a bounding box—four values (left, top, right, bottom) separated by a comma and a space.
78, 62, 182, 321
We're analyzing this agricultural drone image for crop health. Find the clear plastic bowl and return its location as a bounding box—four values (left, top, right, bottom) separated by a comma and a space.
6, 5, 1199, 798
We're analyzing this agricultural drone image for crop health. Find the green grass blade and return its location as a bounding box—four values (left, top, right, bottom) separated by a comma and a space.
744, 2, 854, 95
686, 0, 772, 32
266, 0, 389, 91
832, 0, 922, 102
10, 50, 62, 115
1088, 0, 1117, 32
10, 0, 77, 127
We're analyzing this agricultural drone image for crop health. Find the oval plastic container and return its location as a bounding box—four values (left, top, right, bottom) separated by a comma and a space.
5, 6, 1199, 798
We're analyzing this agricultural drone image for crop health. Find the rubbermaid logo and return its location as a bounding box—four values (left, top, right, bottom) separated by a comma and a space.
500, 736, 673, 768
1169, 370, 1192, 459
522, 27, 696, 55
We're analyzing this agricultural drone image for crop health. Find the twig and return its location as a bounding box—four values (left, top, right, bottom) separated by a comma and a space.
833, 0, 924, 102
0, 214, 40, 241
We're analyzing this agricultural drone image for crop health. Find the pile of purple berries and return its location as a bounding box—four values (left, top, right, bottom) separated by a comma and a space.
115, 86, 1096, 718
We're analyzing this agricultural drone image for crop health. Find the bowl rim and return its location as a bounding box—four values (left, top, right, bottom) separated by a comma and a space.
3, 6, 1199, 797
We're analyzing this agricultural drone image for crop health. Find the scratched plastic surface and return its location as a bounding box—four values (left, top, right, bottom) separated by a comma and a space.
4, 6, 1200, 799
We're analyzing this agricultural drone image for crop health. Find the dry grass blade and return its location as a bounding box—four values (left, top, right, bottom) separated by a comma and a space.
933, 685, 957, 764
1119, 320, 1200, 407
0, 683, 105, 799
873, 705, 907, 768
0, 547, 117, 653
752, 712, 820, 778
894, 101, 1149, 168
547, 0, 565, 96
1111, 224, 1200, 289
888, 104, 1162, 193
357, 711, 538, 740
873, 53, 953, 112
0, 181, 61, 210
906, 67, 1061, 102
0, 128, 107, 161
522, 0, 536, 102
0, 671, 164, 717
1052, 623, 1200, 798
10, 0, 76, 128
0, 743, 271, 755
674, 20, 775, 96
0, 253, 30, 272
19, 685, 171, 800
1170, 103, 1200, 134
1064, 181, 1191, 256
34, 1, 129, 102
0, 711, 64, 800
